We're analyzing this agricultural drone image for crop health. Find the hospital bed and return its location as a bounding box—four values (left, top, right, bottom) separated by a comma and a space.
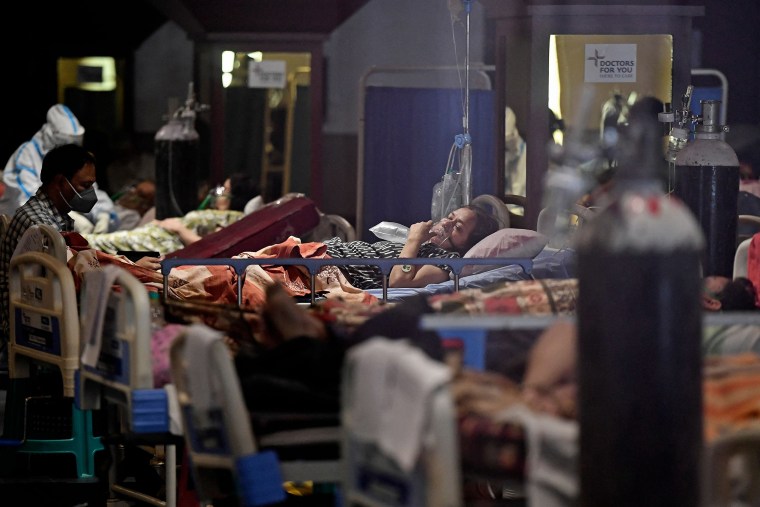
2, 250, 105, 481
169, 322, 343, 506
77, 263, 182, 507
341, 336, 462, 507
2, 225, 181, 504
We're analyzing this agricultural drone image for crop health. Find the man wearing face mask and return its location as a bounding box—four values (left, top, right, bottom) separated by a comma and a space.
0, 104, 86, 216
0, 144, 160, 367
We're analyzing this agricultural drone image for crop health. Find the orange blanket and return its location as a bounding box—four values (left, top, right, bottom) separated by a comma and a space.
703, 353, 760, 443
67, 237, 377, 309
747, 233, 760, 307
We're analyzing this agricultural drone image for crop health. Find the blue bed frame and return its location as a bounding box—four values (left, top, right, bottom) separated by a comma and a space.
160, 256, 534, 305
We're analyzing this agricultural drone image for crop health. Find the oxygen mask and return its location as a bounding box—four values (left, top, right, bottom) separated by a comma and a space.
428, 218, 455, 247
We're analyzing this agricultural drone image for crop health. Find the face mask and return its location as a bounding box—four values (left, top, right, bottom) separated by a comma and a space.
61, 178, 98, 213
428, 218, 455, 247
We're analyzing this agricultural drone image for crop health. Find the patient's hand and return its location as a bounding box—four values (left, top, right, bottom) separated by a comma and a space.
135, 255, 164, 270
452, 369, 521, 418
154, 217, 184, 232
154, 217, 202, 245
407, 220, 435, 244
521, 319, 577, 419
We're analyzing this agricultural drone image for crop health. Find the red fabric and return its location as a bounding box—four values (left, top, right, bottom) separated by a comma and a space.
748, 233, 760, 307
158, 237, 377, 308
60, 231, 90, 250
165, 195, 320, 259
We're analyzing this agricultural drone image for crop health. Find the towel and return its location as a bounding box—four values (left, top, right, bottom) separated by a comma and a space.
346, 337, 452, 472
80, 265, 122, 367
182, 323, 226, 430
499, 404, 578, 507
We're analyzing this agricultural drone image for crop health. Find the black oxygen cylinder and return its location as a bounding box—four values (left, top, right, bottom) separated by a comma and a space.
673, 100, 739, 277
575, 118, 705, 506
154, 117, 200, 219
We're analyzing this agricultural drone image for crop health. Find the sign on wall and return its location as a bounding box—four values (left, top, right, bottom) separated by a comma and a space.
584, 44, 637, 83
248, 60, 287, 89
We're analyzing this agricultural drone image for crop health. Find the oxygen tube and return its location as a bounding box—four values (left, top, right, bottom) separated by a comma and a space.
432, 0, 473, 222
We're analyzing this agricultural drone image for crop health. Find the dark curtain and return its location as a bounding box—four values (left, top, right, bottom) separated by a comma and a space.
361, 86, 496, 241
223, 87, 266, 186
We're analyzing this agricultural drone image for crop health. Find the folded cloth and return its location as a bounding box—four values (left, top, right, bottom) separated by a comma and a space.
498, 404, 578, 507
346, 337, 451, 472
182, 323, 226, 430
80, 265, 122, 367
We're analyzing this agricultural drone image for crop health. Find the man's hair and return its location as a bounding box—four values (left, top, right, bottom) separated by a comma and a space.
40, 143, 96, 185
718, 277, 757, 311
463, 204, 500, 251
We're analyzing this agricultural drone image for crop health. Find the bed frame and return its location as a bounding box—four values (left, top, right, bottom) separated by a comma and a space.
78, 265, 181, 507
341, 336, 462, 507
160, 256, 535, 307
169, 323, 344, 506
4, 251, 105, 479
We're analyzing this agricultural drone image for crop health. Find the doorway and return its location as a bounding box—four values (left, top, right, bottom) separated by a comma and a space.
220, 51, 311, 203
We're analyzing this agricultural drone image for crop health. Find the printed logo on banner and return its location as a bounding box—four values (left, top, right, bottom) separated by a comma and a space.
584, 44, 637, 83
248, 60, 287, 89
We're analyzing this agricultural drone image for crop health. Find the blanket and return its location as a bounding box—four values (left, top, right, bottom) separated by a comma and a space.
66, 236, 377, 308
427, 278, 578, 316
162, 237, 376, 308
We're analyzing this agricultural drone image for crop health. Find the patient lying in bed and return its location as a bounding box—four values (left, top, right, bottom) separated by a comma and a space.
81, 208, 245, 255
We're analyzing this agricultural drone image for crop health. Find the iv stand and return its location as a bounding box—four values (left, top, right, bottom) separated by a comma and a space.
433, 0, 473, 221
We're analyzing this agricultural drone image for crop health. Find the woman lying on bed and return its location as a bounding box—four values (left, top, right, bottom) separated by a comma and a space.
113, 203, 499, 305
324, 204, 499, 289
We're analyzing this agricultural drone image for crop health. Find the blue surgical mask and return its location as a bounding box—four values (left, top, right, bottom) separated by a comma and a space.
61, 178, 98, 213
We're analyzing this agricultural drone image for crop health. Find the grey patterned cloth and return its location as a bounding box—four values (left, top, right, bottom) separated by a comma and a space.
324, 237, 460, 290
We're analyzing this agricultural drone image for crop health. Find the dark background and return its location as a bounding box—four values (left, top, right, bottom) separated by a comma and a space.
1, 0, 757, 185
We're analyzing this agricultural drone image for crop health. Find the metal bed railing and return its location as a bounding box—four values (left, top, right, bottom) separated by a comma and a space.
160, 256, 534, 306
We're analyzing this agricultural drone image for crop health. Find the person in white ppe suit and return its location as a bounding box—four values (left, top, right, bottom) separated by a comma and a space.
0, 104, 86, 215
0, 104, 118, 231
504, 106, 527, 198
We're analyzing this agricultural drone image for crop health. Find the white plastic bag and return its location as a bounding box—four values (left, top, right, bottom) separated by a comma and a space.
369, 221, 409, 242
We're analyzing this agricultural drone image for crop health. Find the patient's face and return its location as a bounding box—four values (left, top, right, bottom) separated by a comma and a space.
430, 207, 477, 252
703, 275, 730, 311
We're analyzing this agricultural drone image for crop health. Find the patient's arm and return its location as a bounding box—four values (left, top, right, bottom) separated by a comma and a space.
521, 319, 577, 419
154, 217, 202, 246
389, 220, 449, 287
134, 255, 164, 270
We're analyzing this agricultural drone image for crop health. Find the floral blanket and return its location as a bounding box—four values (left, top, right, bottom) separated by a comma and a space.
67, 236, 377, 309
427, 278, 578, 316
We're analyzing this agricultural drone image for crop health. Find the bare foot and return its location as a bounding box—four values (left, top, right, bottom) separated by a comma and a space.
262, 283, 328, 346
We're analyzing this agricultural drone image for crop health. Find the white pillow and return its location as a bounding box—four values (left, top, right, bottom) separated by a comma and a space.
456, 228, 549, 277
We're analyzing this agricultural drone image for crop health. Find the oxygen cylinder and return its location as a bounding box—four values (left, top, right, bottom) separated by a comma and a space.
575, 117, 705, 506
154, 84, 207, 219
673, 100, 739, 277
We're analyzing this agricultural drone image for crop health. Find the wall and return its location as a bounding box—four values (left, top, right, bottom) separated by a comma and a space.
134, 21, 195, 134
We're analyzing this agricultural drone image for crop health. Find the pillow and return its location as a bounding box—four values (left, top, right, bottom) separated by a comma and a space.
455, 228, 549, 278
